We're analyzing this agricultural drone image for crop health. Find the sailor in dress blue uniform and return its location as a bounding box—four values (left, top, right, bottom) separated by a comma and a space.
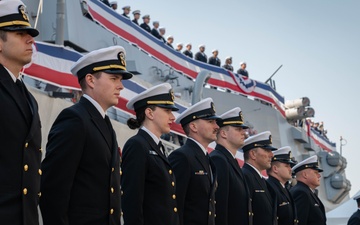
290, 155, 326, 225
210, 107, 253, 225
242, 131, 277, 225
169, 98, 219, 225
266, 146, 299, 225
41, 45, 133, 225
0, 1, 42, 224
121, 83, 180, 225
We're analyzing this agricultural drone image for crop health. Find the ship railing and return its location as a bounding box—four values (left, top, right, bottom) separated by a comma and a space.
83, 0, 286, 117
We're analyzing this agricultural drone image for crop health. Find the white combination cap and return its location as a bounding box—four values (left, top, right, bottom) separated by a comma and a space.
242, 131, 277, 152
217, 107, 248, 128
292, 155, 323, 174
0, 0, 39, 37
353, 192, 360, 201
70, 46, 133, 81
175, 98, 219, 126
272, 146, 296, 166
142, 14, 150, 19
126, 83, 179, 111
132, 10, 140, 15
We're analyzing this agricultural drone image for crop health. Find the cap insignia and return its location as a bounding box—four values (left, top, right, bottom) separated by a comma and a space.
18, 5, 29, 22
269, 135, 272, 144
239, 111, 244, 121
211, 102, 216, 113
118, 51, 126, 67
170, 89, 175, 101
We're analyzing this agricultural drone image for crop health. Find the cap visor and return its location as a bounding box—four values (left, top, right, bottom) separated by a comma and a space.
262, 145, 277, 151
276, 159, 297, 167
157, 104, 179, 111
2, 26, 39, 37
104, 70, 133, 80
202, 115, 220, 121
229, 124, 249, 129
289, 161, 297, 168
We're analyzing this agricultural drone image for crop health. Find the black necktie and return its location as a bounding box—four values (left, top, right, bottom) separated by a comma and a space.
206, 154, 214, 183
261, 177, 267, 187
104, 115, 112, 130
16, 79, 31, 107
15, 79, 32, 124
16, 79, 27, 96
312, 191, 321, 205
283, 186, 291, 200
158, 141, 167, 157
104, 115, 114, 145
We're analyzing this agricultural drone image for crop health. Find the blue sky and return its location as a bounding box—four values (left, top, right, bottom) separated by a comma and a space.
117, 0, 360, 197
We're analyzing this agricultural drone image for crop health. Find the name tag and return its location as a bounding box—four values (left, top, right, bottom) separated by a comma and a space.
279, 202, 289, 206
254, 190, 265, 193
149, 150, 158, 155
195, 170, 208, 175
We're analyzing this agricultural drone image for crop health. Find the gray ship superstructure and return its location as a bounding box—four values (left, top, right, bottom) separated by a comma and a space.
22, 0, 350, 212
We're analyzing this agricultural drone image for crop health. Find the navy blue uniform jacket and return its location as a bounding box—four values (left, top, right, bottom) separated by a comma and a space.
348, 209, 360, 225
40, 97, 121, 225
151, 28, 161, 39
183, 50, 193, 58
194, 52, 207, 63
168, 139, 217, 225
243, 163, 276, 225
208, 57, 220, 66
140, 23, 151, 33
121, 129, 179, 225
290, 181, 326, 225
0, 65, 42, 225
210, 144, 252, 225
267, 175, 298, 225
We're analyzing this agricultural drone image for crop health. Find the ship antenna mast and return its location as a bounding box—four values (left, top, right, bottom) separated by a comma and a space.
340, 136, 347, 156
34, 0, 43, 28
265, 64, 283, 90
55, 0, 65, 45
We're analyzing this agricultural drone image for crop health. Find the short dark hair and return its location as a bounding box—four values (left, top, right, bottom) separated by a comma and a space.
182, 123, 190, 136
216, 126, 228, 138
0, 30, 7, 41
266, 161, 280, 174
79, 71, 102, 90
243, 150, 250, 161
127, 105, 157, 129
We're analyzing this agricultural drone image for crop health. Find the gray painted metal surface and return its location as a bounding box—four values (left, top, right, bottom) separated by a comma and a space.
23, 0, 350, 212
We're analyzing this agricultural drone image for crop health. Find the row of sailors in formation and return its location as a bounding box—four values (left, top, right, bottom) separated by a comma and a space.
101, 3, 250, 77
39, 45, 327, 225
0, 1, 324, 224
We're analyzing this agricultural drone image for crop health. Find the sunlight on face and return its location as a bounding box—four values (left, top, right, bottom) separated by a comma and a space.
92, 73, 123, 111
254, 148, 274, 170
151, 107, 175, 135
